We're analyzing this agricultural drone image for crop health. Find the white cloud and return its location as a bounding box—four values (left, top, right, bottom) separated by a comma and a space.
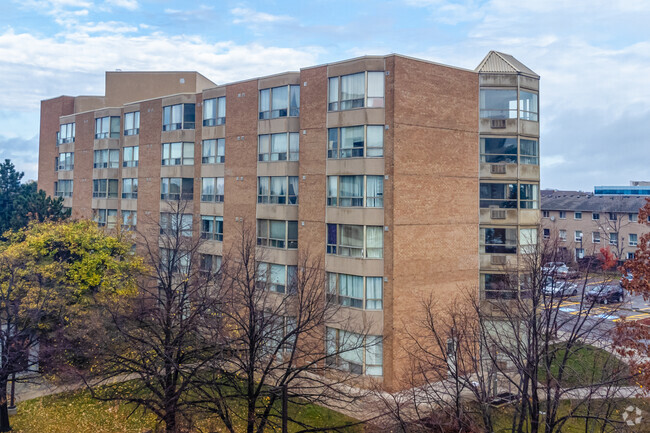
76, 21, 138, 34
230, 7, 292, 25
105, 0, 137, 10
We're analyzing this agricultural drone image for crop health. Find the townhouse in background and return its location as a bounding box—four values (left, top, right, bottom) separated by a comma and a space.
38, 51, 540, 390
541, 189, 650, 262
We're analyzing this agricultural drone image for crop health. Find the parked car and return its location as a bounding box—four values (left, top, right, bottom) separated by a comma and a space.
542, 262, 579, 279
543, 280, 578, 297
620, 273, 634, 287
586, 284, 625, 304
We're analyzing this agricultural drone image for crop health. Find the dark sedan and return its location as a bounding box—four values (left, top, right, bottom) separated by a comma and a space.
586, 284, 625, 304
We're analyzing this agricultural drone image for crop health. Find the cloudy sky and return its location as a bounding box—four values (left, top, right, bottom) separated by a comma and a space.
1, 0, 649, 190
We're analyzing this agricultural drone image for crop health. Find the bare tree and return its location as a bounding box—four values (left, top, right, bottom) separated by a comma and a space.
593, 212, 633, 261
377, 235, 636, 433
87, 200, 225, 433
193, 223, 373, 433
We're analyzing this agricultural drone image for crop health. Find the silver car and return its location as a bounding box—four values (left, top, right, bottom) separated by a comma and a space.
542, 280, 578, 297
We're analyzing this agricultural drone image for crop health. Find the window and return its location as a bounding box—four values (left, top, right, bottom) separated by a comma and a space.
122, 210, 137, 229
543, 228, 550, 239
55, 180, 73, 198
559, 211, 566, 219
628, 252, 635, 260
258, 133, 299, 161
93, 149, 120, 169
123, 146, 139, 167
256, 220, 298, 249
592, 212, 600, 220
574, 212, 582, 220
520, 184, 539, 209
480, 89, 517, 119
328, 273, 383, 310
327, 125, 384, 158
202, 139, 225, 164
58, 122, 75, 144
327, 224, 383, 258
122, 178, 138, 199
201, 178, 224, 202
327, 175, 383, 208
520, 228, 538, 254
95, 116, 120, 139
592, 232, 600, 243
163, 103, 195, 131
200, 254, 222, 277
575, 231, 582, 242
259, 85, 300, 119
481, 228, 516, 254
629, 233, 638, 246
92, 179, 118, 198
161, 178, 193, 201
160, 213, 193, 237
542, 211, 549, 218
93, 209, 117, 228
326, 328, 382, 376
519, 91, 539, 121
480, 137, 517, 163
257, 263, 297, 294
610, 232, 618, 246
480, 183, 516, 208
483, 273, 515, 299
257, 176, 298, 204
559, 230, 566, 241
160, 248, 190, 275
520, 139, 539, 164
629, 213, 638, 223
57, 152, 74, 171
328, 71, 384, 111
200, 215, 224, 241
203, 97, 226, 126
162, 142, 194, 166
609, 212, 617, 221
576, 248, 585, 259
124, 111, 140, 136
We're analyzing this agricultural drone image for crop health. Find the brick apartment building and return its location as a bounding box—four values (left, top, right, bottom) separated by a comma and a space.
38, 51, 540, 390
541, 189, 650, 263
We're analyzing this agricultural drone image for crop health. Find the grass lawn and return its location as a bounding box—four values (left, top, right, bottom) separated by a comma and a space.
538, 342, 632, 388
11, 386, 362, 433
491, 398, 650, 433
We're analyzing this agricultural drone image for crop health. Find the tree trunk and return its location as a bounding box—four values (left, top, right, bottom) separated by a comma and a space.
0, 379, 10, 432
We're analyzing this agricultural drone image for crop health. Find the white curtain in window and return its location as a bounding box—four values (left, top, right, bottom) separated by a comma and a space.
341, 126, 364, 150
340, 225, 363, 247
202, 178, 215, 196
259, 89, 270, 112
340, 274, 363, 300
367, 72, 385, 107
216, 177, 224, 195
365, 336, 383, 375
366, 227, 384, 258
271, 134, 287, 160
217, 97, 226, 118
366, 277, 383, 309
327, 273, 337, 294
340, 73, 364, 102
366, 176, 383, 205
171, 105, 182, 124
258, 177, 269, 196
270, 177, 287, 197
270, 264, 286, 285
328, 77, 339, 104
271, 86, 288, 111
288, 177, 299, 201
270, 220, 286, 240
203, 98, 215, 120
339, 176, 363, 198
203, 140, 215, 158
339, 330, 363, 365
327, 177, 338, 200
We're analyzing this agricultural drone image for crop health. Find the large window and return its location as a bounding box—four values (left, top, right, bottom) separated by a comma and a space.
326, 328, 382, 376
201, 178, 224, 202
58, 122, 75, 144
160, 213, 193, 237
57, 152, 74, 171
123, 146, 139, 168
257, 220, 298, 249
481, 228, 516, 254
328, 125, 383, 158
479, 89, 538, 121
122, 178, 138, 199
483, 273, 515, 299
327, 273, 383, 310
55, 180, 73, 198
124, 111, 140, 136
162, 142, 194, 166
630, 234, 638, 247
480, 183, 517, 208
520, 139, 539, 165
257, 263, 297, 294
93, 209, 117, 228
327, 175, 383, 207
160, 248, 190, 275
258, 133, 299, 162
202, 139, 225, 164
327, 224, 383, 258
200, 254, 222, 277
259, 85, 300, 119
203, 97, 226, 126
519, 184, 539, 209
95, 116, 120, 139
122, 210, 137, 229
257, 176, 298, 204
328, 71, 384, 111
92, 179, 118, 199
163, 103, 195, 131
519, 91, 539, 121
200, 215, 224, 241
480, 138, 517, 163
93, 149, 120, 169
161, 178, 193, 201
